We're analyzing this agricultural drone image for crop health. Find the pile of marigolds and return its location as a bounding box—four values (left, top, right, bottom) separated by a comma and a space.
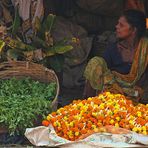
42, 92, 148, 141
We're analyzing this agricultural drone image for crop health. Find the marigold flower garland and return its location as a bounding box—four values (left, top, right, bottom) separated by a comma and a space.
42, 92, 148, 141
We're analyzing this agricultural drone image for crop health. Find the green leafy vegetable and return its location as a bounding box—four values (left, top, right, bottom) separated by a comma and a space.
0, 77, 56, 135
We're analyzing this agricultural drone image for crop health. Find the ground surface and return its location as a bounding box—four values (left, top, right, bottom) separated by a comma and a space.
58, 85, 84, 107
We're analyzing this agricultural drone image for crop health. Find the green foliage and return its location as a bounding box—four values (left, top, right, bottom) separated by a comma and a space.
1, 13, 74, 72
7, 49, 25, 60
41, 54, 65, 72
11, 6, 20, 35
0, 77, 56, 135
4, 36, 35, 51
0, 40, 5, 52
38, 14, 56, 39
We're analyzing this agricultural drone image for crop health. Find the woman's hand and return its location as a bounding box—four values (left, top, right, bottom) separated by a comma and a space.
104, 82, 124, 94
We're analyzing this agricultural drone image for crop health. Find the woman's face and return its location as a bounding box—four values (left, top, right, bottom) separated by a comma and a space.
116, 16, 135, 39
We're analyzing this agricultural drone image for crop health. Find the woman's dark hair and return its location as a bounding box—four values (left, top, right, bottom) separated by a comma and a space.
122, 9, 146, 38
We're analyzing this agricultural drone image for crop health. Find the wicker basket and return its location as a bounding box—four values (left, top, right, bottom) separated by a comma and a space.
0, 61, 59, 111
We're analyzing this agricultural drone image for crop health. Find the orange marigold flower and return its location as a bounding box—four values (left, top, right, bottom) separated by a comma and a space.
42, 120, 50, 127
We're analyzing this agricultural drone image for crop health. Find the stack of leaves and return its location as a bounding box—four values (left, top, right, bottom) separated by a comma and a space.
42, 92, 148, 141
0, 77, 56, 135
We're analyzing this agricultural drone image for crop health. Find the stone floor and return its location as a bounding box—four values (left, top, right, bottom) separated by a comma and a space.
58, 85, 84, 107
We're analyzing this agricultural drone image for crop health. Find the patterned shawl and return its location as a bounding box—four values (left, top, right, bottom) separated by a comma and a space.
113, 37, 148, 88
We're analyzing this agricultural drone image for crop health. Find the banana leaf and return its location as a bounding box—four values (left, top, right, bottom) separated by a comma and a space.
0, 40, 5, 53
43, 14, 56, 33
7, 49, 25, 61
45, 44, 73, 57
4, 36, 35, 51
45, 31, 53, 46
41, 54, 64, 72
12, 6, 20, 35
31, 36, 48, 49
33, 17, 41, 34
38, 14, 56, 39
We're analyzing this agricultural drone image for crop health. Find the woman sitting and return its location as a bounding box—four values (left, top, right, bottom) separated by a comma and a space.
83, 9, 148, 103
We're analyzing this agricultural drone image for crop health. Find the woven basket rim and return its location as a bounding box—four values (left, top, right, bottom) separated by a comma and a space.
0, 61, 60, 110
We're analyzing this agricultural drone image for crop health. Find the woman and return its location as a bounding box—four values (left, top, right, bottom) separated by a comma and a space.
83, 9, 148, 102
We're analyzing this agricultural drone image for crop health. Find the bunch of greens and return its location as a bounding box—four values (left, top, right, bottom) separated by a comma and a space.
0, 77, 56, 135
